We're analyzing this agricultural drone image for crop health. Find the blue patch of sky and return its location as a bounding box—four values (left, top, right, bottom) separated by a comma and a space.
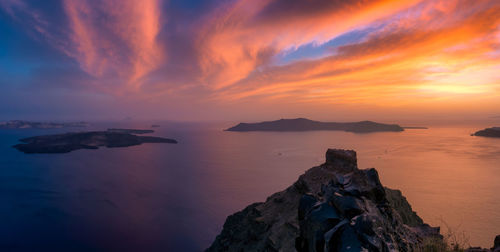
171, 0, 207, 9
168, 0, 216, 15
0, 12, 34, 77
0, 9, 75, 84
274, 27, 378, 66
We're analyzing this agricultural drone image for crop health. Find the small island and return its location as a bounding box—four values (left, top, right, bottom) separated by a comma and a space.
473, 127, 500, 138
0, 120, 89, 129
13, 131, 177, 154
225, 118, 404, 133
106, 128, 155, 134
403, 126, 429, 129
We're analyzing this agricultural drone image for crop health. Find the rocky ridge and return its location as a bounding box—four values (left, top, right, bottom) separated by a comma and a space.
207, 149, 440, 251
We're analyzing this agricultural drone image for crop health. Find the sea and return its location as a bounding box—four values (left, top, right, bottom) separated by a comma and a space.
0, 121, 499, 251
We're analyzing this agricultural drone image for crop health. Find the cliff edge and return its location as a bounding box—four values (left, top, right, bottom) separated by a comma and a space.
207, 149, 440, 251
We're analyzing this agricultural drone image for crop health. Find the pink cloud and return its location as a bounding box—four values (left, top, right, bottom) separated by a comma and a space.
63, 0, 164, 89
1, 0, 165, 91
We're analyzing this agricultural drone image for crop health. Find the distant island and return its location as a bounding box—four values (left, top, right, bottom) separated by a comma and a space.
13, 131, 177, 154
0, 120, 89, 129
473, 127, 500, 138
402, 126, 428, 129
151, 125, 161, 128
225, 118, 404, 133
107, 128, 154, 134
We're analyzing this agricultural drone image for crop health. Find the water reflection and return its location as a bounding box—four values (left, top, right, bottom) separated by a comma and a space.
0, 124, 499, 250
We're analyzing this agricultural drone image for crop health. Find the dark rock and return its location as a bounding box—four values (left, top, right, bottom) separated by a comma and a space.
207, 149, 440, 251
325, 149, 357, 173
473, 127, 500, 138
343, 168, 386, 203
299, 194, 318, 221
206, 203, 274, 252
331, 195, 364, 219
494, 235, 500, 252
302, 202, 341, 252
385, 188, 424, 227
325, 221, 366, 252
12, 131, 177, 154
225, 118, 404, 133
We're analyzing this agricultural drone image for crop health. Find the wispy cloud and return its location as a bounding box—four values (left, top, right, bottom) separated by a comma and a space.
208, 0, 500, 108
1, 0, 499, 119
1, 0, 164, 91
63, 0, 164, 89
196, 0, 421, 89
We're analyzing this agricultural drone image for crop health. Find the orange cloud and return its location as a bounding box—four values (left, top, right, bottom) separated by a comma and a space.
207, 0, 500, 113
196, 0, 422, 89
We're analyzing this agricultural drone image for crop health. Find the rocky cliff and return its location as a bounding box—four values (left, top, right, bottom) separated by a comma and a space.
207, 149, 440, 251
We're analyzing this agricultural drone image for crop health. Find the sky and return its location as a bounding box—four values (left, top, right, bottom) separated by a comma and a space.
0, 0, 499, 122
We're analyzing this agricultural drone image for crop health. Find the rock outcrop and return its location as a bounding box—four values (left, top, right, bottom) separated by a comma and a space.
494, 235, 500, 252
207, 149, 440, 251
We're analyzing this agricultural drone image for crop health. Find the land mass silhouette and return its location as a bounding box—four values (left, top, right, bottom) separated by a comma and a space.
106, 128, 155, 134
13, 131, 177, 154
474, 127, 500, 138
226, 118, 404, 133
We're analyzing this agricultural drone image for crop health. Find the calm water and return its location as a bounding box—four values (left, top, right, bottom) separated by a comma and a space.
0, 122, 499, 251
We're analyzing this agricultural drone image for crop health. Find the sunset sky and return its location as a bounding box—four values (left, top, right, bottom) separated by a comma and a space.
1, 0, 499, 121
